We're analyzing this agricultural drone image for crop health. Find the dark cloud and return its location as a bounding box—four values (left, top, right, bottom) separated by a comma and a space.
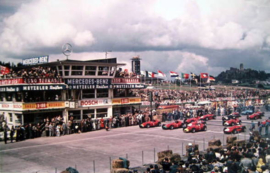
0, 0, 269, 76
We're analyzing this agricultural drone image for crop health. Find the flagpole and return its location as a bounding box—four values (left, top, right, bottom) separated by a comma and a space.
200, 73, 201, 88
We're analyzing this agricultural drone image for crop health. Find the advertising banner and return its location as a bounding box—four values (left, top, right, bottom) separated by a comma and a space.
79, 99, 110, 107
112, 78, 140, 84
112, 97, 141, 105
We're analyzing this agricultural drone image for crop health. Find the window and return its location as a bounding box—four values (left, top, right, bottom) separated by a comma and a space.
82, 89, 95, 99
16, 92, 22, 101
6, 93, 12, 101
85, 66, 96, 76
113, 89, 126, 97
83, 110, 94, 119
9, 113, 12, 122
64, 66, 70, 76
71, 66, 83, 76
109, 66, 116, 76
97, 89, 108, 98
98, 66, 109, 76
0, 93, 4, 101
15, 114, 22, 124
96, 108, 107, 118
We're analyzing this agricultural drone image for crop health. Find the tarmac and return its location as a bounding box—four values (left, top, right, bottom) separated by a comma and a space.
1, 110, 270, 173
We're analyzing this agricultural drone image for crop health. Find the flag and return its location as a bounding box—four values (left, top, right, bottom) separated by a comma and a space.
0, 66, 10, 75
152, 72, 157, 78
209, 75, 215, 81
190, 72, 196, 79
169, 71, 179, 77
182, 73, 189, 79
158, 70, 166, 77
200, 73, 208, 79
140, 71, 146, 77
146, 71, 154, 78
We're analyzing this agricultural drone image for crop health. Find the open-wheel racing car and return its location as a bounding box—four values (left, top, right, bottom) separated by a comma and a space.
241, 109, 253, 115
183, 122, 207, 133
199, 114, 216, 121
223, 125, 246, 134
184, 117, 200, 124
162, 120, 185, 130
139, 120, 161, 128
223, 118, 241, 126
247, 112, 262, 120
222, 112, 241, 121
261, 119, 270, 126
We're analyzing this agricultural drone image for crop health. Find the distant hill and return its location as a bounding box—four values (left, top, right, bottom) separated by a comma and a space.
216, 67, 270, 84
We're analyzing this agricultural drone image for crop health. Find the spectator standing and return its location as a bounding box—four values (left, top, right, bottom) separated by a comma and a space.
10, 125, 14, 143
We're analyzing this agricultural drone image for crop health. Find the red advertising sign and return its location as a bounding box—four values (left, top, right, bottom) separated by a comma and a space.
112, 78, 140, 84
0, 78, 63, 86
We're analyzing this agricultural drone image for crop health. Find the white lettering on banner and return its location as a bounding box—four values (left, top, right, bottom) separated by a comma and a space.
22, 56, 49, 65
49, 86, 63, 90
66, 78, 109, 85
23, 85, 49, 91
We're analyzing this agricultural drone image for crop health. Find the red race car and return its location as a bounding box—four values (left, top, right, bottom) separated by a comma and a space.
199, 114, 216, 121
247, 112, 262, 120
261, 119, 270, 126
223, 125, 246, 134
223, 118, 241, 126
184, 117, 200, 124
162, 120, 185, 130
254, 111, 264, 117
183, 122, 207, 133
139, 120, 161, 128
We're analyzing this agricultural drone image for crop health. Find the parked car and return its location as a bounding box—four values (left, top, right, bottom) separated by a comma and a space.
139, 120, 161, 128
247, 112, 262, 120
223, 125, 246, 134
183, 122, 207, 133
223, 118, 241, 126
199, 114, 216, 121
162, 120, 185, 130
222, 112, 241, 121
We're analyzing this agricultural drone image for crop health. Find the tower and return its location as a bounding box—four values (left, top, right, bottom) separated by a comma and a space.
131, 56, 141, 75
240, 63, 243, 71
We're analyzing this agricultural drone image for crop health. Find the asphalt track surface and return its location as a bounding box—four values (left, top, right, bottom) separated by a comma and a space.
1, 110, 269, 173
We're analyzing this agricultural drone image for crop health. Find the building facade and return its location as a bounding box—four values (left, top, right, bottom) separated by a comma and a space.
0, 57, 145, 127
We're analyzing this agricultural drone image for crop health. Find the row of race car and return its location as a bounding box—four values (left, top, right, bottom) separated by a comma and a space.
139, 111, 266, 134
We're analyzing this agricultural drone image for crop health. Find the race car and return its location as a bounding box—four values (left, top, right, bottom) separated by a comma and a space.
222, 112, 241, 121
183, 122, 207, 133
184, 117, 200, 124
241, 109, 253, 115
247, 112, 262, 120
223, 118, 241, 126
162, 120, 185, 130
199, 114, 216, 121
254, 111, 264, 117
139, 120, 161, 128
261, 119, 270, 126
223, 125, 246, 134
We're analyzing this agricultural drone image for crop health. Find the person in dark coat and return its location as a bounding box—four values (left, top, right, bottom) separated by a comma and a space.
10, 125, 14, 143
28, 123, 33, 139
161, 158, 171, 172
3, 124, 8, 144
16, 126, 20, 142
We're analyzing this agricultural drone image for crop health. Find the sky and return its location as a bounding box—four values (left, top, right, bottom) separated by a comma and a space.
0, 0, 270, 77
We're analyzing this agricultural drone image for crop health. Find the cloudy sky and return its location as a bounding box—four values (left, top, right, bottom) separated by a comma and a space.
0, 0, 270, 76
